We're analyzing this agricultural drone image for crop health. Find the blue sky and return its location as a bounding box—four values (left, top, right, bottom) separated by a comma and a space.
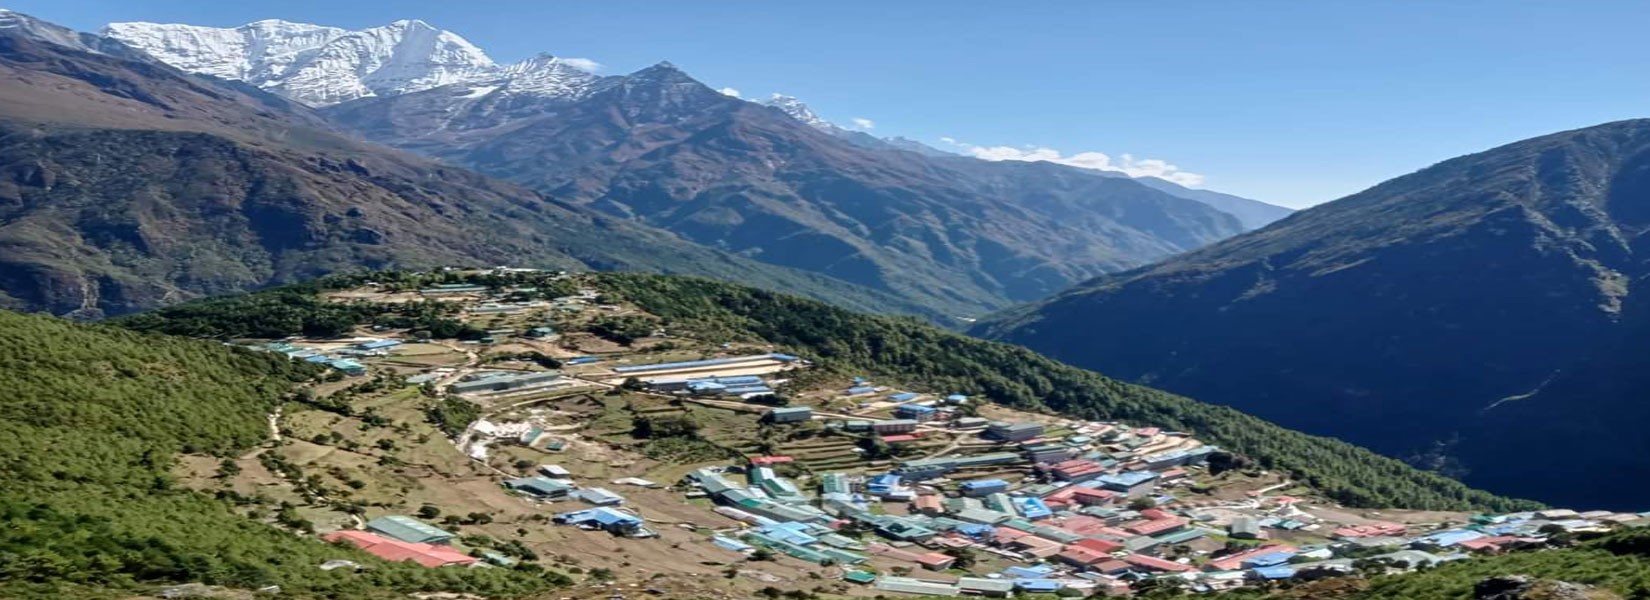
11, 0, 1649, 208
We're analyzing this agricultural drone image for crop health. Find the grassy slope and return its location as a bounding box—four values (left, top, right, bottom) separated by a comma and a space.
0, 310, 562, 599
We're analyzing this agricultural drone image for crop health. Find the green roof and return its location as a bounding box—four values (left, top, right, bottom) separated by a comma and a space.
843, 570, 877, 584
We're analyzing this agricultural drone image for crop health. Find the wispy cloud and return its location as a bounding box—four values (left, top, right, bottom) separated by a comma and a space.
939, 139, 1204, 186
849, 117, 875, 130
718, 87, 742, 98
562, 57, 604, 73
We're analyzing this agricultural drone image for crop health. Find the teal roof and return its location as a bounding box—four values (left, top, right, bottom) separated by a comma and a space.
365, 515, 454, 543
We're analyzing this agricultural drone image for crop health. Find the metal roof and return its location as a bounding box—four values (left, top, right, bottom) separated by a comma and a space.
365, 516, 454, 543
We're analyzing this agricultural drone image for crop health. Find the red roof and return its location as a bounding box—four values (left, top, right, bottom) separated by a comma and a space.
914, 495, 944, 511
750, 456, 794, 466
1136, 427, 1161, 437
1125, 516, 1188, 536
1332, 522, 1407, 538
1140, 508, 1172, 520
1124, 553, 1192, 572
915, 553, 957, 568
1072, 538, 1125, 554
1057, 546, 1112, 566
1092, 559, 1132, 574
325, 531, 477, 568
992, 527, 1033, 544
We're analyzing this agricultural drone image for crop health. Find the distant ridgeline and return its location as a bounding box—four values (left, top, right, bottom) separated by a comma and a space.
123, 270, 1540, 513
0, 309, 568, 599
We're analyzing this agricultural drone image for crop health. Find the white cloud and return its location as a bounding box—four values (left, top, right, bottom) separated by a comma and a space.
562, 57, 604, 73
939, 139, 1205, 186
849, 117, 875, 130
718, 87, 741, 98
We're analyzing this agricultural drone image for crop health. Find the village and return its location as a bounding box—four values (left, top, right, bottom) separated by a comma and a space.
219, 269, 1650, 599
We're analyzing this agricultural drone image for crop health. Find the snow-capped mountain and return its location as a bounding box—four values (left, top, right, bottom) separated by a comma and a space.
101, 18, 598, 107
761, 93, 839, 132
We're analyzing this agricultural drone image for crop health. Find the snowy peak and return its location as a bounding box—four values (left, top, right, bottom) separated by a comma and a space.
103, 18, 498, 106
495, 53, 602, 98
761, 93, 837, 131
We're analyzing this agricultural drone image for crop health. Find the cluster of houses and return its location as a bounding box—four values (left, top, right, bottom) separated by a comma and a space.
669, 409, 1650, 598
500, 465, 657, 538
258, 339, 404, 376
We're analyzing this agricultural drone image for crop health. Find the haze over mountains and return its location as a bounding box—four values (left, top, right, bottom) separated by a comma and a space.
104, 17, 1288, 317
975, 118, 1650, 508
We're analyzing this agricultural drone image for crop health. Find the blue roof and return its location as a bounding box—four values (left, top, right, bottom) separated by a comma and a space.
358, 340, 401, 349
565, 357, 603, 365
771, 353, 800, 362
1253, 566, 1296, 579
713, 536, 753, 552
889, 392, 919, 401
725, 385, 774, 395
1242, 552, 1297, 567
961, 479, 1008, 490
847, 386, 875, 394
303, 355, 332, 363
1418, 530, 1487, 547
1003, 565, 1054, 578
1013, 497, 1053, 519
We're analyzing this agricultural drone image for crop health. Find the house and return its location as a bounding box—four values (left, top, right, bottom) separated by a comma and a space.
1124, 553, 1194, 573
895, 404, 939, 422
1230, 516, 1264, 540
323, 530, 477, 567
576, 487, 625, 506
766, 406, 813, 424
1057, 545, 1113, 568
553, 507, 644, 535
957, 577, 1015, 597
505, 476, 575, 500
914, 494, 945, 515
1096, 471, 1159, 498
875, 577, 961, 596
329, 359, 367, 376
449, 371, 563, 394
874, 419, 920, 434
986, 421, 1045, 442
356, 339, 402, 351
538, 465, 571, 479
365, 516, 456, 545
1204, 545, 1300, 572
960, 479, 1009, 497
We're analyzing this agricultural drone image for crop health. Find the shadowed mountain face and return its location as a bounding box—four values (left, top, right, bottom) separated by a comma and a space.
321, 62, 1247, 317
0, 10, 934, 319
975, 119, 1650, 507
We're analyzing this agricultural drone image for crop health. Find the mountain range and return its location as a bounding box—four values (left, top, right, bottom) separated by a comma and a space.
0, 9, 935, 318
104, 17, 1289, 317
975, 118, 1650, 508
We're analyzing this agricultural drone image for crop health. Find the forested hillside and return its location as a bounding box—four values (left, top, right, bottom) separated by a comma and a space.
0, 310, 563, 599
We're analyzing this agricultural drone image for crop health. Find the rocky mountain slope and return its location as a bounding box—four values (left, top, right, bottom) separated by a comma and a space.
974, 119, 1650, 507
319, 60, 1246, 316
0, 10, 932, 319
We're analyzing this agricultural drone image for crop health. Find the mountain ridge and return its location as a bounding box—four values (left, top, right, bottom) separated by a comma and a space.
0, 9, 940, 319
973, 117, 1650, 507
